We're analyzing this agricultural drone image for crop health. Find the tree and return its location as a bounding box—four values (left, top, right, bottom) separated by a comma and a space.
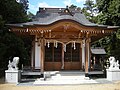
16, 0, 29, 13
0, 0, 31, 74
27, 11, 35, 21
84, 0, 94, 16
96, 0, 120, 26
82, 0, 97, 23
95, 0, 120, 59
0, 16, 4, 29
108, 0, 120, 26
69, 4, 81, 11
69, 4, 77, 9
0, 33, 30, 69
0, 0, 28, 23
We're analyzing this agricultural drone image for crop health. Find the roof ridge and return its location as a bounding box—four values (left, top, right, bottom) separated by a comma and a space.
38, 7, 81, 14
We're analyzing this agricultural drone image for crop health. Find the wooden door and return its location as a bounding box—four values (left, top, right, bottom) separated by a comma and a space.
44, 43, 82, 71
44, 43, 62, 71
64, 43, 82, 70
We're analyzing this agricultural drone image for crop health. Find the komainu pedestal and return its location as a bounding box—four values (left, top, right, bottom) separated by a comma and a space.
107, 69, 120, 81
107, 56, 120, 81
5, 57, 21, 83
5, 70, 21, 83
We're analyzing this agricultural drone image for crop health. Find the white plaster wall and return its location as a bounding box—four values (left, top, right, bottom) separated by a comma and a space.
35, 42, 41, 69
81, 40, 85, 69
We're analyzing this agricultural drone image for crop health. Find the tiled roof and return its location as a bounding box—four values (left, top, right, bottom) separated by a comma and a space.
32, 8, 96, 26
7, 7, 119, 29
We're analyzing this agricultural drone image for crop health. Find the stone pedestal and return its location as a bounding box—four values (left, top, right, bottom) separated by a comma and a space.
107, 69, 120, 81
5, 70, 21, 83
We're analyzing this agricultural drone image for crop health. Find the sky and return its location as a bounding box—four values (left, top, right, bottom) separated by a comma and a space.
28, 0, 89, 14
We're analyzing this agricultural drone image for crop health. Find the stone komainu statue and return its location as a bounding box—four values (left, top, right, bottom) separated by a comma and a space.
8, 57, 19, 70
108, 56, 119, 70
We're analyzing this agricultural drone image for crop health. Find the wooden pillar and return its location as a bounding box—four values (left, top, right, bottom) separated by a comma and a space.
80, 42, 82, 70
40, 38, 44, 76
88, 42, 91, 71
87, 38, 91, 71
31, 41, 35, 71
85, 38, 90, 77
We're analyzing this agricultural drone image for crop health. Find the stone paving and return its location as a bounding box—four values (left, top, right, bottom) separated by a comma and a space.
19, 71, 112, 86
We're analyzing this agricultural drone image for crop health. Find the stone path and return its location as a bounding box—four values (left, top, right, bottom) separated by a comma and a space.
32, 71, 111, 85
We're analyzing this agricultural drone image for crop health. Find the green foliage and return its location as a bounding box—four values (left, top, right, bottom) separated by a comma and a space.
27, 11, 35, 21
69, 4, 77, 9
96, 0, 110, 13
0, 0, 28, 23
93, 0, 120, 59
82, 0, 97, 23
84, 0, 94, 13
0, 32, 30, 69
0, 15, 5, 29
108, 0, 120, 26
69, 4, 81, 11
18, 0, 29, 12
96, 0, 120, 26
0, 0, 31, 70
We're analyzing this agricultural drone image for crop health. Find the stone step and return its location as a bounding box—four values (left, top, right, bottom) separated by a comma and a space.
34, 77, 97, 85
33, 71, 100, 85
50, 73, 86, 80
58, 71, 85, 74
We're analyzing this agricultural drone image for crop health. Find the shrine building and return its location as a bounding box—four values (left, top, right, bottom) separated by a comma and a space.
8, 7, 119, 76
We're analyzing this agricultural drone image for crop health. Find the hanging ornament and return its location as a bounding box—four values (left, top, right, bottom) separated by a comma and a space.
73, 41, 76, 50
26, 28, 28, 32
64, 44, 66, 52
47, 41, 50, 48
54, 41, 58, 48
